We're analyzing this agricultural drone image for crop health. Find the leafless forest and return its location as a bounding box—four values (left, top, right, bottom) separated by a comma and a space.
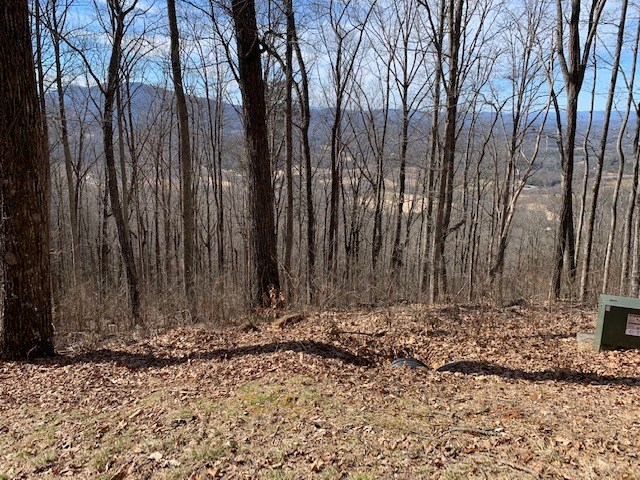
30, 0, 640, 333
5, 3, 640, 476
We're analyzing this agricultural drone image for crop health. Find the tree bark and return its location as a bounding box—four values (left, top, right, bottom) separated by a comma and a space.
551, 0, 606, 300
621, 109, 640, 293
579, 0, 626, 302
430, 0, 462, 302
619, 10, 640, 293
167, 0, 196, 318
231, 0, 280, 306
48, 0, 80, 283
420, 2, 444, 294
283, 0, 294, 302
0, 0, 54, 359
103, 0, 140, 321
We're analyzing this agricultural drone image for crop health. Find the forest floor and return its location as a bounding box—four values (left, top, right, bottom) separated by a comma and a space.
1, 302, 640, 479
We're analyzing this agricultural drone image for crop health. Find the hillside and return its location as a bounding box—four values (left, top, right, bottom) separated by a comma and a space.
50, 83, 627, 183
2, 304, 639, 479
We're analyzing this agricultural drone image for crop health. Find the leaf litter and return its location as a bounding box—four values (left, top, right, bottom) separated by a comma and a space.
1, 303, 639, 479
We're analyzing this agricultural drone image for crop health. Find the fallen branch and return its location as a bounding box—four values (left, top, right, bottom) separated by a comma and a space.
499, 460, 541, 479
447, 426, 497, 437
331, 329, 386, 337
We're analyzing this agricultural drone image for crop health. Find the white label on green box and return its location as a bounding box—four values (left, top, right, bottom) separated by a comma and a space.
625, 314, 640, 337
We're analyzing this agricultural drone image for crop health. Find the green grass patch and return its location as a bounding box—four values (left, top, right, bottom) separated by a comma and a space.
189, 441, 227, 463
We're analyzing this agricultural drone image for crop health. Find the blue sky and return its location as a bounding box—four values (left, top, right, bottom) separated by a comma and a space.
36, 0, 640, 114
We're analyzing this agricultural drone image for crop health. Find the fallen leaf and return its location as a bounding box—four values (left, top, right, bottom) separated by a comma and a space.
148, 451, 163, 461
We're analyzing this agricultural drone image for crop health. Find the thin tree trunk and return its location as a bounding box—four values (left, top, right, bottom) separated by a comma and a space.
102, 0, 140, 322
116, 88, 131, 246
391, 85, 409, 273
99, 166, 111, 296
621, 110, 640, 294
327, 71, 342, 277
50, 1, 79, 283
431, 0, 462, 303
421, 82, 442, 295
290, 11, 315, 303
575, 46, 597, 263
579, 0, 626, 302
551, 0, 606, 300
631, 184, 640, 295
283, 0, 294, 303
167, 0, 196, 318
619, 17, 640, 294
215, 84, 225, 277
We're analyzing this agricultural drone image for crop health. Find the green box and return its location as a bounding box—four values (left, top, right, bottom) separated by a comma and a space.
594, 294, 640, 351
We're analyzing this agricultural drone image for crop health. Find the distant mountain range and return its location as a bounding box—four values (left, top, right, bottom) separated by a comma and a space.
48, 82, 626, 179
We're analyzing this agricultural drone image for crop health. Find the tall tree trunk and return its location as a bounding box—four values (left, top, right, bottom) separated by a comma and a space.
551, 0, 606, 300
49, 0, 80, 283
291, 22, 316, 304
116, 86, 131, 246
283, 0, 294, 302
325, 3, 371, 280
103, 0, 140, 321
602, 106, 629, 294
0, 0, 54, 359
390, 86, 409, 273
575, 46, 597, 263
618, 14, 640, 294
551, 85, 578, 299
621, 110, 640, 293
431, 0, 462, 303
631, 183, 640, 295
420, 10, 443, 295
327, 72, 342, 277
371, 79, 389, 274
579, 0, 626, 302
167, 0, 196, 318
99, 168, 111, 296
231, 0, 280, 306
215, 83, 225, 277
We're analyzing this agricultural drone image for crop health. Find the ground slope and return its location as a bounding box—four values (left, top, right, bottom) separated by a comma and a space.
1, 304, 639, 479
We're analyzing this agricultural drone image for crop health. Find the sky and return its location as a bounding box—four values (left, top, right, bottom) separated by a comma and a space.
35, 0, 640, 114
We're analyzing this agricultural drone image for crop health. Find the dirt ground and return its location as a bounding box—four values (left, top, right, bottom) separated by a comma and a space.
1, 303, 639, 479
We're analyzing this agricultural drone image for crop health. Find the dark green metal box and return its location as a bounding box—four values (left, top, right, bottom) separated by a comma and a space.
594, 294, 640, 351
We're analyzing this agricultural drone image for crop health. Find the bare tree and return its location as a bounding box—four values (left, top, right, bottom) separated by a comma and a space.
167, 0, 196, 317
489, 0, 551, 296
578, 0, 626, 302
551, 0, 607, 300
420, 0, 445, 296
350, 55, 391, 278
283, 0, 294, 301
574, 44, 597, 266
102, 0, 141, 320
44, 0, 82, 283
323, 0, 372, 277
291, 7, 316, 304
0, 0, 54, 359
384, 0, 427, 276
231, 0, 281, 305
619, 14, 640, 294
421, 0, 497, 301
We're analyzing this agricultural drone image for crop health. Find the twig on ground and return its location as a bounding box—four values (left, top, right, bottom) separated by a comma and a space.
447, 426, 496, 436
499, 460, 541, 479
